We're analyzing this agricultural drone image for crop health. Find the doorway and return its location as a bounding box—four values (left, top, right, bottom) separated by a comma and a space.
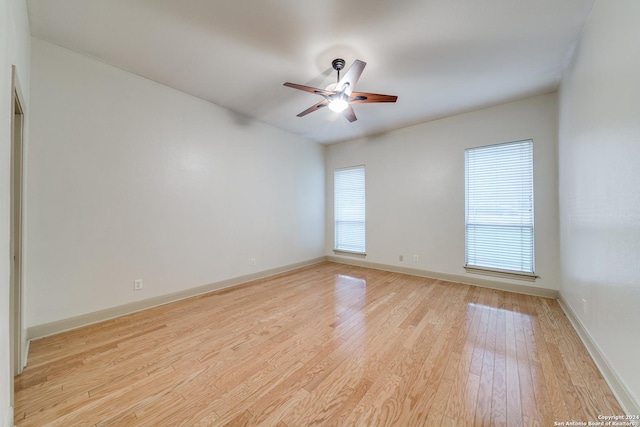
10, 65, 25, 407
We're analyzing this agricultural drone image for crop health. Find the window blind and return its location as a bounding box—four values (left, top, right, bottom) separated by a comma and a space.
465, 140, 534, 274
334, 165, 365, 253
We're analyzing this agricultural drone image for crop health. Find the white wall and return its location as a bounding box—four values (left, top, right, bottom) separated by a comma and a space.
1, 0, 30, 424
326, 93, 560, 291
26, 39, 325, 328
558, 0, 640, 411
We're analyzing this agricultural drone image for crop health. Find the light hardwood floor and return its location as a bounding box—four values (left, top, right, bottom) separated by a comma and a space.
15, 262, 622, 426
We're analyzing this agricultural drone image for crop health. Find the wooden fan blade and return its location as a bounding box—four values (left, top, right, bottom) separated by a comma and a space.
297, 99, 328, 117
284, 82, 334, 97
349, 92, 398, 104
342, 105, 357, 122
336, 60, 366, 96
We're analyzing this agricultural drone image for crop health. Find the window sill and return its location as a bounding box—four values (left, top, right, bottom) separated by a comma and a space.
333, 249, 367, 259
464, 265, 538, 282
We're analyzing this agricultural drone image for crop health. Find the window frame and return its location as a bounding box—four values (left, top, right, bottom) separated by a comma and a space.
333, 165, 366, 256
464, 139, 536, 280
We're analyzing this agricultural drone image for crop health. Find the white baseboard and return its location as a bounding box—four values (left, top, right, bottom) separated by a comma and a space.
27, 257, 327, 340
327, 256, 559, 299
3, 406, 13, 427
558, 296, 640, 416
22, 339, 29, 369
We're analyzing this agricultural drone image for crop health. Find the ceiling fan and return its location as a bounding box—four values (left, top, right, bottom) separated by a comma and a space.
284, 58, 398, 122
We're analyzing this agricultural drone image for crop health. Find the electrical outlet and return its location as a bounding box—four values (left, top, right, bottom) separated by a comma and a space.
413, 255, 419, 262
250, 258, 256, 266
582, 298, 587, 314
399, 255, 403, 262
134, 279, 143, 291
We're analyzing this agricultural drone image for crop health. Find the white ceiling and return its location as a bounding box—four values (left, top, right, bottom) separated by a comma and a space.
27, 0, 594, 144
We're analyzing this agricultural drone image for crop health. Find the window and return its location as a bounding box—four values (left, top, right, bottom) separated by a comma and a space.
465, 140, 534, 275
334, 165, 365, 254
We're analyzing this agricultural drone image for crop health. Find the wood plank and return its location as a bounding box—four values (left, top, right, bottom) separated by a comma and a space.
505, 292, 524, 427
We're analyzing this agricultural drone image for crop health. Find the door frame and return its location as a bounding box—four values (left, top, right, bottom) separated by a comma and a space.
9, 64, 26, 405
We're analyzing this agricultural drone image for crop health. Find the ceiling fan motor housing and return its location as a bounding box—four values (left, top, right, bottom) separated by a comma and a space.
332, 58, 346, 71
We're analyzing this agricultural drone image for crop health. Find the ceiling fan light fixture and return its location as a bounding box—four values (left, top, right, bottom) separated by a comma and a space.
328, 94, 349, 113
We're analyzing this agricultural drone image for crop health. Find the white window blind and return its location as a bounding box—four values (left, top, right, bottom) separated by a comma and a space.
334, 165, 365, 253
465, 140, 534, 274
